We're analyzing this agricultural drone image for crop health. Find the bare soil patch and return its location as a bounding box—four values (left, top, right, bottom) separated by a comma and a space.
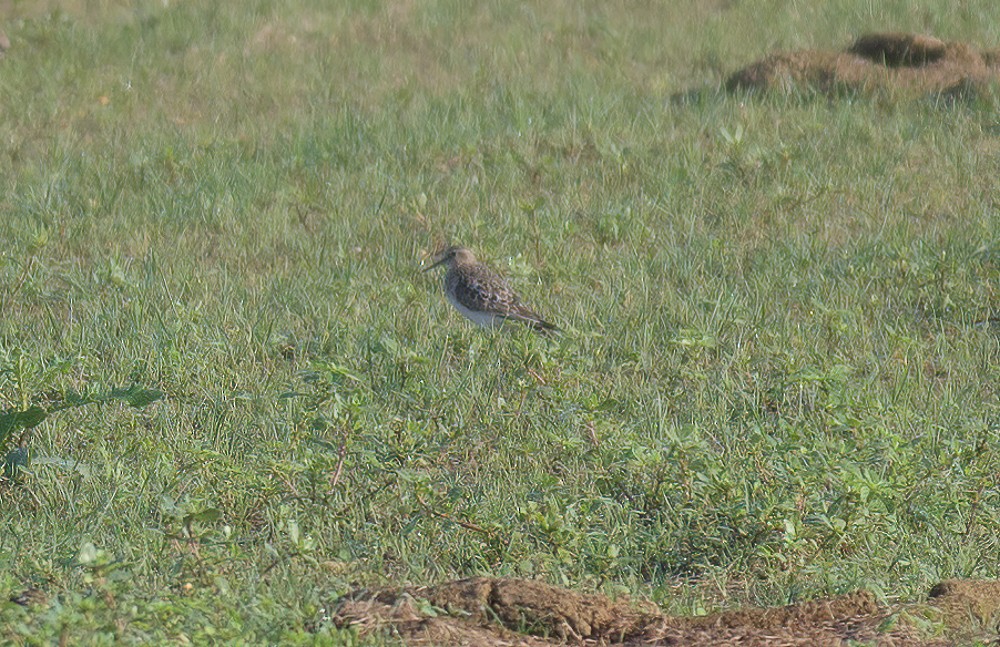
329, 576, 1000, 646
727, 32, 1000, 96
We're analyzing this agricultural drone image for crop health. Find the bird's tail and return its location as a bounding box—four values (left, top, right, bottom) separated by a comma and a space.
509, 306, 560, 335
530, 318, 559, 335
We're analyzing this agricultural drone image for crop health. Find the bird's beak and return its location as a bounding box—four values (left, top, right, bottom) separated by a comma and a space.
423, 256, 447, 272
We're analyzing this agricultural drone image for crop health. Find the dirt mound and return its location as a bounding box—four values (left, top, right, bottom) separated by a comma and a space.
848, 33, 949, 67
329, 576, 1000, 646
727, 32, 1000, 95
332, 578, 656, 644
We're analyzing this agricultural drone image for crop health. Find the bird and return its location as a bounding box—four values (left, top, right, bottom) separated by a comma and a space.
424, 245, 558, 333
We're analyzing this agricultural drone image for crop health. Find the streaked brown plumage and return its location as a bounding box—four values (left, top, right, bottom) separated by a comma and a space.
424, 246, 558, 333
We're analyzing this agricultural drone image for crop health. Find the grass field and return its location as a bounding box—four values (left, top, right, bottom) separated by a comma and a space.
1, 1, 998, 643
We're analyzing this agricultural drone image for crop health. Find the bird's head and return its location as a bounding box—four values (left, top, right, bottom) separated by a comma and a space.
424, 245, 476, 271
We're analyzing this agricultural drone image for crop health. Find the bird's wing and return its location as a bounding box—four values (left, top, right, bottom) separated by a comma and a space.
453, 267, 559, 332
452, 270, 519, 314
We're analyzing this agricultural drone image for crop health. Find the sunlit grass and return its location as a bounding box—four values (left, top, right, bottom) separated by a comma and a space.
0, 0, 997, 642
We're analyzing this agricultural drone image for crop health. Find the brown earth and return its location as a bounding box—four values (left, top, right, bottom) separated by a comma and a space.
727, 32, 1000, 96
329, 576, 1000, 646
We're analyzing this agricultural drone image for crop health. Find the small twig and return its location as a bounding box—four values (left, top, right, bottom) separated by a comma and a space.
515, 389, 528, 417
964, 479, 988, 536
525, 367, 546, 385
259, 552, 297, 577
329, 426, 350, 490
373, 184, 389, 220
415, 493, 498, 539
275, 469, 300, 498
430, 509, 492, 536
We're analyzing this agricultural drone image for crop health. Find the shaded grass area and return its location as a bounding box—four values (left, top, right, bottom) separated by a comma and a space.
0, 0, 998, 642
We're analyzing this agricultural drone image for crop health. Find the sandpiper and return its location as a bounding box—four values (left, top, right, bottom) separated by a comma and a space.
424, 246, 558, 333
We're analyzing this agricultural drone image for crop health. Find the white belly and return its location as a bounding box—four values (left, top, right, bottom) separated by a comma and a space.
447, 291, 504, 329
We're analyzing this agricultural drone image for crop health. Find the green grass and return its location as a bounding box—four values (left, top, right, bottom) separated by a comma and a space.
1, 0, 998, 643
